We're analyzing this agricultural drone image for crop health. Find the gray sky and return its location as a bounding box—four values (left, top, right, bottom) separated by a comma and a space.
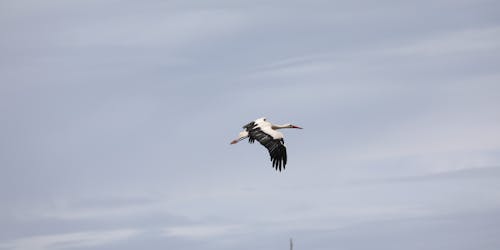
1, 0, 500, 249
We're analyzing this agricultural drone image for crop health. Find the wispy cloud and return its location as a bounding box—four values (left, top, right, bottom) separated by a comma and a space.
163, 224, 242, 239
0, 229, 140, 250
385, 26, 500, 56
60, 9, 248, 49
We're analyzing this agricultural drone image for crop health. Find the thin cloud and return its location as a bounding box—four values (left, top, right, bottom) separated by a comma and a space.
60, 9, 248, 48
383, 26, 500, 56
0, 229, 140, 250
163, 224, 242, 239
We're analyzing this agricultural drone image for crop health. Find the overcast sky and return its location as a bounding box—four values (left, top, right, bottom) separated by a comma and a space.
1, 0, 500, 249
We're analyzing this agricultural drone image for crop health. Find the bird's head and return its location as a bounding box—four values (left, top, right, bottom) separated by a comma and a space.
287, 124, 303, 129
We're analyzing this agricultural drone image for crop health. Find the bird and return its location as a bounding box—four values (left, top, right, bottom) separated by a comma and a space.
230, 117, 302, 171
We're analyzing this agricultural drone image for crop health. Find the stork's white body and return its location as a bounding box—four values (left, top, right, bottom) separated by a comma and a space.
256, 118, 284, 140
236, 117, 284, 141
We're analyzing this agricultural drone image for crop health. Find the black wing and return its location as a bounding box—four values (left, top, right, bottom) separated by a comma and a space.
243, 122, 287, 171
265, 139, 287, 171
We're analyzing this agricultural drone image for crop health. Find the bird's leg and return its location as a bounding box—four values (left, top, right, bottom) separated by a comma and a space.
230, 131, 249, 144
230, 136, 246, 144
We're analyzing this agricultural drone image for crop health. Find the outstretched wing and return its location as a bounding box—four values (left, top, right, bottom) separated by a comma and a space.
264, 139, 287, 171
243, 121, 287, 171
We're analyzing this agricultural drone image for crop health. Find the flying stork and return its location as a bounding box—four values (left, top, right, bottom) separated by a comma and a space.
230, 117, 302, 171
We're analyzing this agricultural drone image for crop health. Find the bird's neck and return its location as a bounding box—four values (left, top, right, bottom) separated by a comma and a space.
272, 124, 290, 130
